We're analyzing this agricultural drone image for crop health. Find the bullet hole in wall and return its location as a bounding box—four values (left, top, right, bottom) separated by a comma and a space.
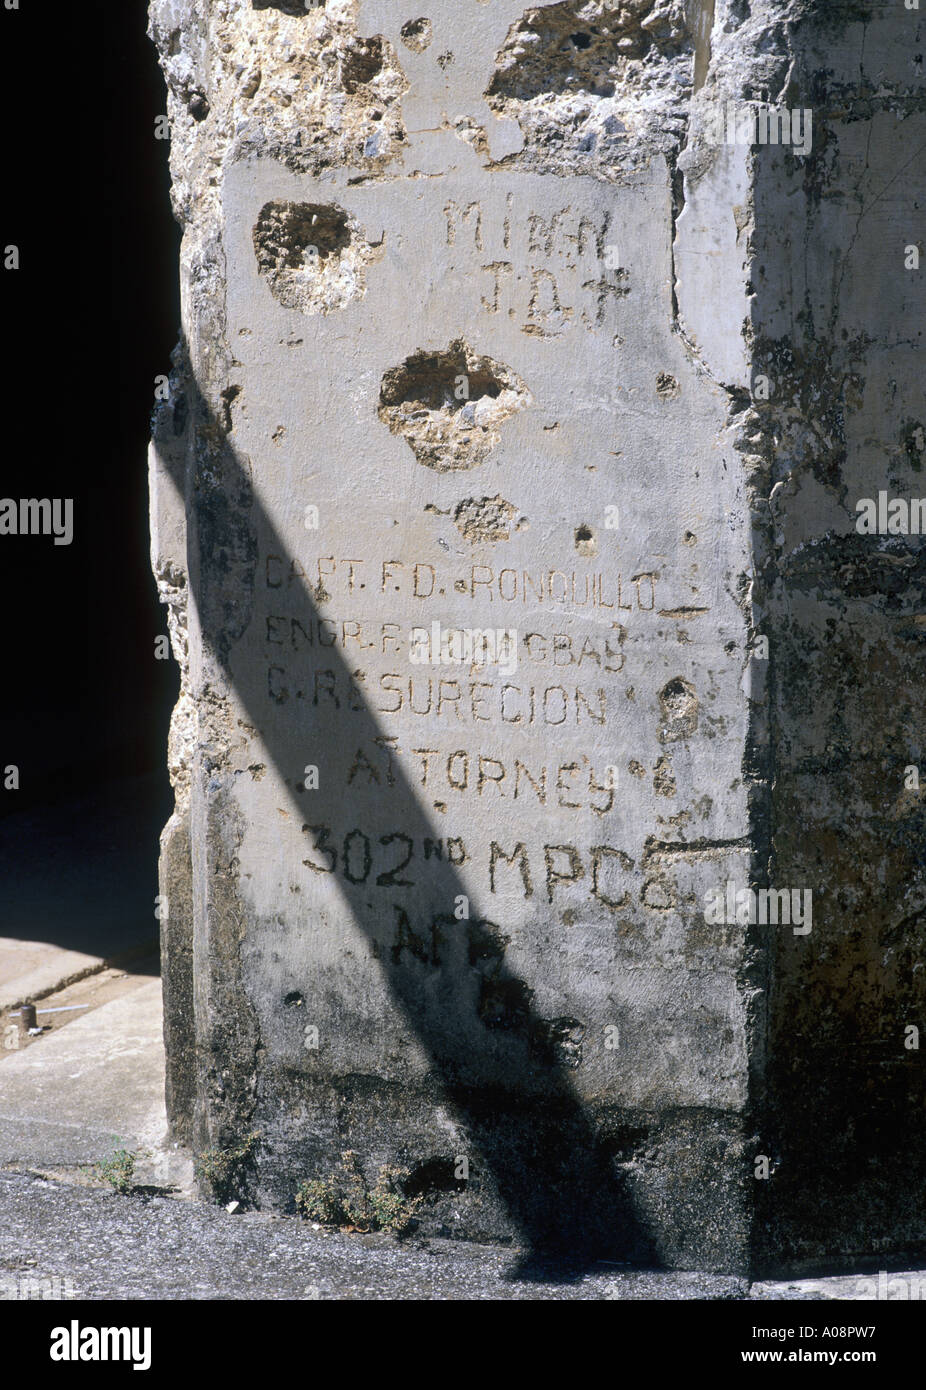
400, 17, 433, 53
575, 524, 596, 556
378, 341, 530, 471
341, 36, 385, 93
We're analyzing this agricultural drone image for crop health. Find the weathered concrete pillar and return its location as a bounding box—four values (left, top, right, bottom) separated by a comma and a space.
148, 0, 925, 1272
746, 4, 926, 1273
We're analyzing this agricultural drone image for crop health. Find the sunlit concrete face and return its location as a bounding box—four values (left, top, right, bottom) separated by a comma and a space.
221, 141, 751, 1104
150, 0, 758, 1267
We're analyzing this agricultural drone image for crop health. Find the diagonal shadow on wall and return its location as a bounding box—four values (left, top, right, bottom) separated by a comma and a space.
155, 343, 658, 1278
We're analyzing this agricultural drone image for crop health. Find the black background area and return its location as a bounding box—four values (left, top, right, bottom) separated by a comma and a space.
0, 0, 180, 814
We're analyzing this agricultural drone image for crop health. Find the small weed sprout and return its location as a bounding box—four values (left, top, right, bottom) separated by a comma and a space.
295, 1150, 422, 1235
92, 1145, 139, 1194
195, 1131, 260, 1205
369, 1165, 419, 1234
295, 1176, 342, 1226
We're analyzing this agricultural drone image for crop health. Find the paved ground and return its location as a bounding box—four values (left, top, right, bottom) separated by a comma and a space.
5, 1162, 924, 1301
6, 1169, 919, 1302
0, 971, 171, 1175
0, 1172, 745, 1301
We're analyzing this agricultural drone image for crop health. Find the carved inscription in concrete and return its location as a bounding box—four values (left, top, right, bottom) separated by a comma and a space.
219, 126, 749, 1108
